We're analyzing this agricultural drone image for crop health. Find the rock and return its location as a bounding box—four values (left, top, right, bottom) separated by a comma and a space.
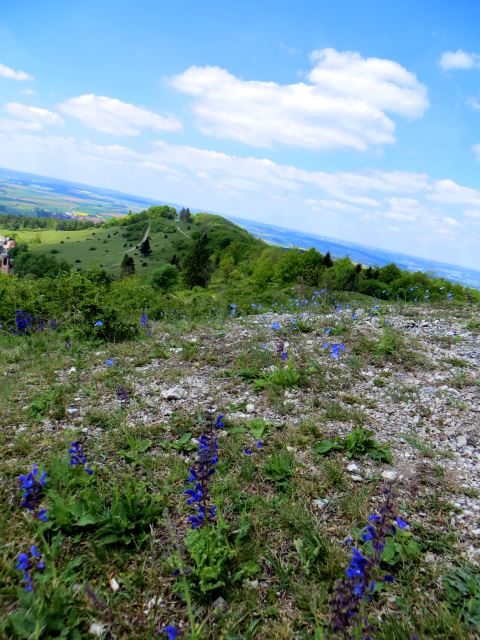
351, 475, 363, 482
246, 403, 255, 414
347, 463, 360, 473
161, 386, 187, 400
457, 436, 467, 448
67, 407, 79, 414
89, 622, 107, 637
382, 470, 398, 482
313, 498, 329, 508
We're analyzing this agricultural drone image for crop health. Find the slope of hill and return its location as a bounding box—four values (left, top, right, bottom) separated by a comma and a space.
0, 208, 265, 277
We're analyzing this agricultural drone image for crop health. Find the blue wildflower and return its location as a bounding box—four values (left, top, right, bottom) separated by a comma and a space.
447, 293, 454, 300
271, 321, 281, 331
19, 465, 48, 521
69, 441, 94, 475
243, 447, 253, 456
15, 310, 33, 335
330, 483, 404, 636
17, 546, 45, 592
229, 303, 237, 318
161, 626, 178, 640
94, 320, 103, 327
396, 516, 408, 529
184, 413, 223, 528
105, 358, 114, 367
330, 343, 345, 360
140, 312, 148, 328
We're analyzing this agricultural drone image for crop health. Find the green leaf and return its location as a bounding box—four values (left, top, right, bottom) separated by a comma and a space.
314, 439, 342, 455
76, 513, 99, 527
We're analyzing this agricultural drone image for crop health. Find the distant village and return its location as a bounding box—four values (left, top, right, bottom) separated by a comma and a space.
0, 235, 16, 275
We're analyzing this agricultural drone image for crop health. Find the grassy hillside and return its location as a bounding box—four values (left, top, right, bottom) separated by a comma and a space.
0, 209, 265, 277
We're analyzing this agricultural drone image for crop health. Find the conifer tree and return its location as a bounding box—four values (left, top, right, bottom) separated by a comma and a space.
322, 251, 334, 268
139, 236, 152, 256
120, 254, 135, 276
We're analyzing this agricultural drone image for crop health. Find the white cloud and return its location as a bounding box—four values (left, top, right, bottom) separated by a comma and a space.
439, 50, 480, 70
58, 94, 182, 136
428, 178, 480, 206
0, 119, 43, 132
170, 48, 428, 152
0, 62, 33, 81
4, 102, 63, 128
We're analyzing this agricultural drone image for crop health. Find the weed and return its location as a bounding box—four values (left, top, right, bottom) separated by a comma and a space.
315, 427, 392, 463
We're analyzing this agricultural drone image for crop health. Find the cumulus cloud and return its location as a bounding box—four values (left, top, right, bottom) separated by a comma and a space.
58, 94, 182, 136
170, 48, 428, 152
0, 62, 33, 81
4, 102, 63, 128
439, 50, 480, 70
427, 179, 480, 207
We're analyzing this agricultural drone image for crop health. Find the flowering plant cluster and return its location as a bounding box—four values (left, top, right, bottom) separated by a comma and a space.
184, 413, 224, 529
69, 441, 94, 475
18, 464, 48, 522
330, 483, 408, 638
12, 310, 57, 335
322, 341, 346, 360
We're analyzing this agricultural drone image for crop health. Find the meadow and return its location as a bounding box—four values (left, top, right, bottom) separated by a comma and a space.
0, 287, 479, 639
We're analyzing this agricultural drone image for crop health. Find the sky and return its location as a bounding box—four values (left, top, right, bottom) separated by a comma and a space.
1, 0, 480, 269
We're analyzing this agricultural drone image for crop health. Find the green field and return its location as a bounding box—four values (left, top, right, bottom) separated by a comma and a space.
1, 219, 189, 276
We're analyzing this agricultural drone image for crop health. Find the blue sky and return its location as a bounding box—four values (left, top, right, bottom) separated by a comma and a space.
1, 0, 480, 268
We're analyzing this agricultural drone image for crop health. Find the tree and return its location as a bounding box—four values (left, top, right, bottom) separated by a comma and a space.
179, 207, 193, 223
139, 236, 152, 256
149, 264, 179, 291
182, 233, 212, 288
379, 263, 402, 284
120, 254, 135, 277
322, 251, 334, 268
